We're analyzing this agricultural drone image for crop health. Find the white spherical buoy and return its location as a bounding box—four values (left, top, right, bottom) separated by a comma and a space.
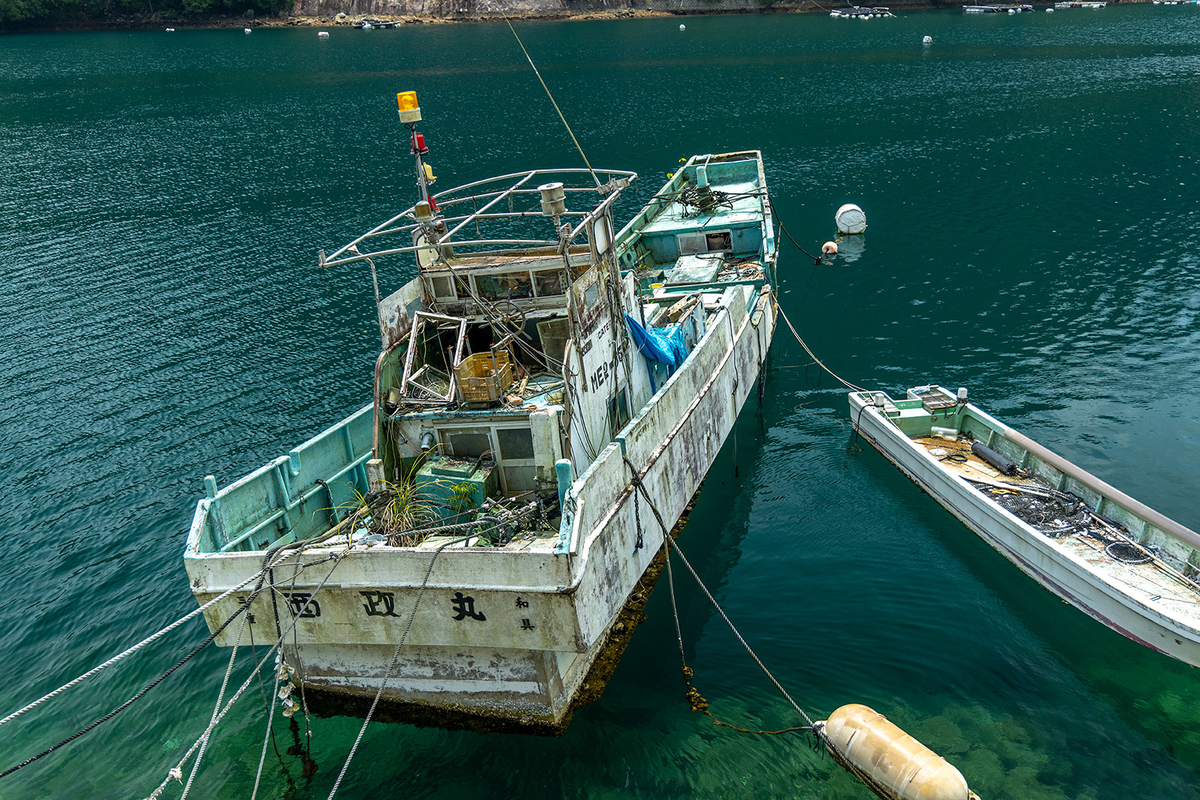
923, 35, 933, 44
679, 23, 686, 30
822, 241, 839, 256
318, 30, 330, 38
244, 27, 252, 33
835, 203, 867, 235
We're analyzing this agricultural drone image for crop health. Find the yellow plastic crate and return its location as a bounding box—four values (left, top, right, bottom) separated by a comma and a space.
455, 351, 513, 404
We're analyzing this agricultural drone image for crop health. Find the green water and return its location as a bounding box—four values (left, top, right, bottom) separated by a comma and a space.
3, 8, 1200, 798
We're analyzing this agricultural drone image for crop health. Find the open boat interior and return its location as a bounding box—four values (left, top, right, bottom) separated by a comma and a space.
190, 151, 774, 558
856, 386, 1200, 599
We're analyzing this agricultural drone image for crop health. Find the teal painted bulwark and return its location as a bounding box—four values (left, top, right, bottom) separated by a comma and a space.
190, 405, 374, 554
616, 153, 776, 290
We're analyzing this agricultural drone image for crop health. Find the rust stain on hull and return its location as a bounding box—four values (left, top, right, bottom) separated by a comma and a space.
301, 489, 700, 735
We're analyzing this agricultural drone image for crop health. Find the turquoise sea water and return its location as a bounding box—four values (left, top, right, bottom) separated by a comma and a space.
3, 7, 1200, 798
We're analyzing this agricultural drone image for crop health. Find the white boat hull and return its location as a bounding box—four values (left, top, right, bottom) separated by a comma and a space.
186, 286, 775, 728
850, 394, 1200, 667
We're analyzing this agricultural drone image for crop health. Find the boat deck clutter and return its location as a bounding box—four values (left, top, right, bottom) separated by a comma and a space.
850, 385, 1200, 667
181, 89, 778, 734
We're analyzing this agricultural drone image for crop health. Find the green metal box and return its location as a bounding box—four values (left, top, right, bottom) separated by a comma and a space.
414, 457, 498, 519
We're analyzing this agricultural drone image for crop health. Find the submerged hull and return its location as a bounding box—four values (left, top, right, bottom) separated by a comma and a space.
849, 389, 1200, 667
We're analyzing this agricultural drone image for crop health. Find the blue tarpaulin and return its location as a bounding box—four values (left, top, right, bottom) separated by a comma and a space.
625, 313, 689, 393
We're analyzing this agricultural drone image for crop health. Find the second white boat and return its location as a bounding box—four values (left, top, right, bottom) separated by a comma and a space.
850, 385, 1200, 667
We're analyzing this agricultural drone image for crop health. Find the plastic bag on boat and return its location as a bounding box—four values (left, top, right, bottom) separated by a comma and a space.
625, 313, 689, 392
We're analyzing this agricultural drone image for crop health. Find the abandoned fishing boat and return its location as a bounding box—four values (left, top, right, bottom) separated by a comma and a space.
182, 91, 778, 732
850, 385, 1200, 667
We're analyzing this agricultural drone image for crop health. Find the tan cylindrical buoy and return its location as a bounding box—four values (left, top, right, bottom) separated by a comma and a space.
816, 704, 980, 800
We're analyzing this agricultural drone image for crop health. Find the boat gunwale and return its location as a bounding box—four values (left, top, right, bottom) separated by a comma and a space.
849, 391, 1200, 631
851, 390, 1200, 551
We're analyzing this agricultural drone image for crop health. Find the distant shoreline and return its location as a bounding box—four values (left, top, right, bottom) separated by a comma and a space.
3, 1, 1146, 35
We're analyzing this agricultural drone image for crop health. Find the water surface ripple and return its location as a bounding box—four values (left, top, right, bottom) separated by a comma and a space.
2, 8, 1199, 798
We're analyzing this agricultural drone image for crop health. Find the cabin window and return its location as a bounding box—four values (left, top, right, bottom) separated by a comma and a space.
476, 272, 533, 301
496, 428, 535, 460
441, 429, 492, 459
494, 426, 536, 496
608, 388, 630, 432
534, 269, 567, 297
583, 283, 600, 307
430, 275, 456, 301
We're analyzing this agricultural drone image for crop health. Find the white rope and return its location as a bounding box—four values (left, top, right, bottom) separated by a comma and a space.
145, 636, 281, 800
180, 614, 246, 800
249, 669, 281, 800
0, 569, 268, 729
325, 535, 469, 800
144, 551, 346, 800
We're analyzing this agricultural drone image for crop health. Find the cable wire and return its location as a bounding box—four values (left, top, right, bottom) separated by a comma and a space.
498, 11, 601, 188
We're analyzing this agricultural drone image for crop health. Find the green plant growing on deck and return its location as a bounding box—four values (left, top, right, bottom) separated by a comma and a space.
329, 453, 490, 548
448, 482, 476, 515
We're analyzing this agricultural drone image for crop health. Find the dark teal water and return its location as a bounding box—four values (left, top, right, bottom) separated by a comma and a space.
3, 8, 1200, 798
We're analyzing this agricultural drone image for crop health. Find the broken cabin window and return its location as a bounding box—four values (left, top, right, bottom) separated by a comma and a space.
534, 269, 567, 297
476, 272, 533, 301
442, 430, 492, 459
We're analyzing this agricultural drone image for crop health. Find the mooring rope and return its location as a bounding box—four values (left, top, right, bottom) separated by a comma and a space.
663, 544, 810, 736
144, 551, 347, 800
0, 577, 269, 780
778, 220, 825, 265
496, 6, 601, 189
771, 294, 866, 393
180, 614, 248, 800
619, 454, 817, 728
0, 569, 269, 729
325, 531, 477, 800
620, 454, 909, 800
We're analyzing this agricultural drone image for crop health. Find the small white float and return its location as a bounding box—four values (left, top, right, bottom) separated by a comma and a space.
318, 30, 330, 38
923, 34, 933, 43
